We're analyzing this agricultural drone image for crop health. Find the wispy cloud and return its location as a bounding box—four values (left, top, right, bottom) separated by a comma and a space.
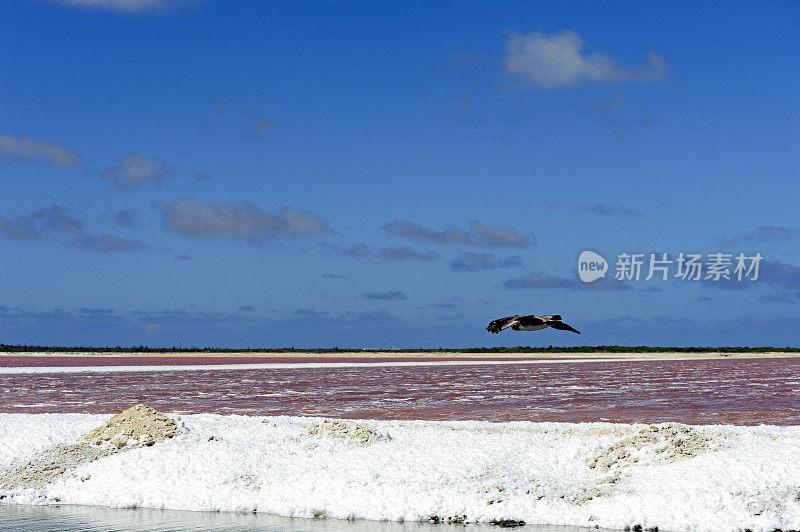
102, 152, 174, 190
362, 290, 408, 301
77, 234, 149, 252
720, 226, 800, 246
702, 260, 800, 291
421, 296, 464, 309
0, 205, 83, 241
0, 205, 149, 253
757, 292, 799, 303
293, 308, 330, 318
504, 271, 574, 289
244, 115, 276, 139
584, 94, 656, 136
576, 202, 644, 218
161, 197, 331, 240
376, 246, 439, 262
502, 98, 532, 126
77, 307, 116, 315
504, 271, 631, 290
48, 0, 199, 14
760, 260, 800, 290
383, 219, 535, 248
0, 133, 80, 167
320, 242, 439, 262
322, 273, 349, 279
199, 97, 278, 139
111, 209, 140, 228
241, 97, 277, 139
442, 49, 487, 70
504, 30, 667, 89
639, 286, 663, 293
348, 308, 395, 324
449, 252, 523, 272
447, 91, 475, 121
319, 242, 373, 258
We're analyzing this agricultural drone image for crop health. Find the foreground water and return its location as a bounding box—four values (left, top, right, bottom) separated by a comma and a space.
0, 504, 600, 532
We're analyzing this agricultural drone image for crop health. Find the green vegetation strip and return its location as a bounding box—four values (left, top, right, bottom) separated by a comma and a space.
0, 345, 798, 354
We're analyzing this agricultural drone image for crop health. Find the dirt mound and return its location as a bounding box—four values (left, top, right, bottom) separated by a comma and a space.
86, 404, 177, 449
0, 442, 111, 491
0, 404, 178, 492
306, 420, 389, 446
587, 422, 714, 471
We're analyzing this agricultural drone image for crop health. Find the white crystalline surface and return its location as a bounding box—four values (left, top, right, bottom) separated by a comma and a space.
1, 413, 799, 531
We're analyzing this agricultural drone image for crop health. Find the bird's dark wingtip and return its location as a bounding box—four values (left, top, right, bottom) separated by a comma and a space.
486, 320, 500, 334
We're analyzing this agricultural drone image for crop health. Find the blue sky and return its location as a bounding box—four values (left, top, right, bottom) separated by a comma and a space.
1, 0, 798, 348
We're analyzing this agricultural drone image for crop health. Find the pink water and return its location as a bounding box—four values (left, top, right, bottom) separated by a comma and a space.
2, 357, 799, 425
0, 355, 566, 367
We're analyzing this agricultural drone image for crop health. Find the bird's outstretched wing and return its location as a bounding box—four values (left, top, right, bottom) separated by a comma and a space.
487, 315, 520, 334
539, 314, 562, 321
546, 319, 581, 334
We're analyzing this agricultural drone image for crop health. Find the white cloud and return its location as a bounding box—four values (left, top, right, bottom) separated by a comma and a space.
101, 152, 174, 190
504, 30, 667, 89
0, 133, 80, 167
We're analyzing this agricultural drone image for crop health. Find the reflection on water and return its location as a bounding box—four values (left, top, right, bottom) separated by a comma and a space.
0, 504, 604, 532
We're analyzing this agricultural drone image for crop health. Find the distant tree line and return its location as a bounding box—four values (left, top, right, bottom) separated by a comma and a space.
0, 344, 797, 354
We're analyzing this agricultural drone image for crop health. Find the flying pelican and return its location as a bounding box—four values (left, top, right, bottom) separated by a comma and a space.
486, 314, 581, 334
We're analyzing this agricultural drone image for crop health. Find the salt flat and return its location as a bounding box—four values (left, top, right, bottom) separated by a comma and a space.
1, 412, 799, 531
